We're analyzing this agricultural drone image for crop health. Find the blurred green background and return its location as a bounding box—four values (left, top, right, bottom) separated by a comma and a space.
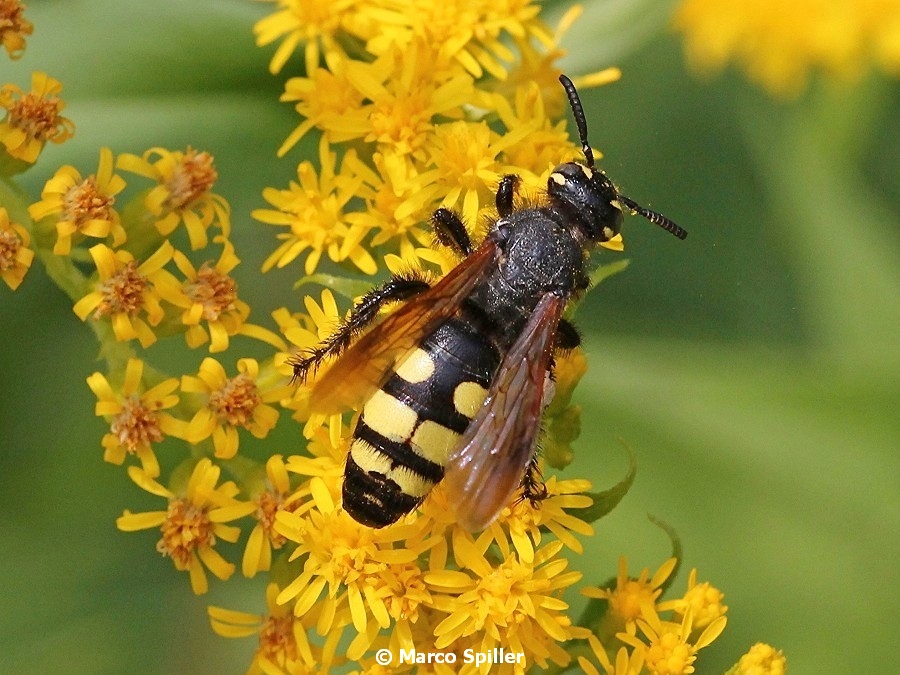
1, 1, 897, 672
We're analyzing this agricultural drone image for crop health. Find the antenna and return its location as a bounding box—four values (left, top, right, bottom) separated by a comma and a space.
559, 74, 594, 168
558, 74, 688, 241
618, 195, 688, 240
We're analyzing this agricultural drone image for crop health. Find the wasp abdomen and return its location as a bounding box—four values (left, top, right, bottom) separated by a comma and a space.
343, 317, 500, 527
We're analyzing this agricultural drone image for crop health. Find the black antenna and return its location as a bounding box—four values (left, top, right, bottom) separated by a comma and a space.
558, 73, 688, 241
559, 74, 594, 168
618, 195, 688, 240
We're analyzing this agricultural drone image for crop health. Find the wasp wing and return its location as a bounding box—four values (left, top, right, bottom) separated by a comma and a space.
309, 242, 497, 415
443, 292, 565, 531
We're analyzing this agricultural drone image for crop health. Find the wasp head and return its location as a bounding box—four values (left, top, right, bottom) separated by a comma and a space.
556, 74, 688, 242
547, 162, 623, 243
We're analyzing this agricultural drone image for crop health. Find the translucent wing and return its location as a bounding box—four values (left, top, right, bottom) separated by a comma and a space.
443, 292, 565, 531
310, 242, 497, 415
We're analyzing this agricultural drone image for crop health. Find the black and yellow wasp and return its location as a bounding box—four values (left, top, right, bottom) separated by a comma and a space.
290, 75, 687, 531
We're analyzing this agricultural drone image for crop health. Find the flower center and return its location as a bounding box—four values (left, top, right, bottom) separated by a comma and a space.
645, 632, 695, 675
165, 149, 218, 210
110, 394, 163, 452
258, 613, 298, 664
255, 490, 288, 548
6, 90, 63, 141
0, 228, 22, 270
94, 260, 147, 317
63, 176, 115, 226
208, 373, 261, 427
185, 263, 236, 321
156, 498, 215, 569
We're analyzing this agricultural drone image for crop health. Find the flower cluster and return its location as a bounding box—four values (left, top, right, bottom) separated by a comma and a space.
674, 0, 900, 97
1, 0, 782, 672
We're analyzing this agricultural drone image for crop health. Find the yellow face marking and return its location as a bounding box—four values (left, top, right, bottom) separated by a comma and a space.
610, 199, 622, 211
395, 348, 435, 384
549, 172, 565, 185
362, 389, 417, 442
453, 381, 488, 419
579, 164, 593, 179
349, 439, 434, 498
602, 226, 616, 240
411, 420, 460, 465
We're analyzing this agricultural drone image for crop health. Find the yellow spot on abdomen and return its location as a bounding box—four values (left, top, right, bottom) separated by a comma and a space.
349, 439, 433, 498
350, 438, 392, 475
395, 348, 435, 384
411, 420, 460, 465
362, 389, 417, 442
453, 381, 488, 419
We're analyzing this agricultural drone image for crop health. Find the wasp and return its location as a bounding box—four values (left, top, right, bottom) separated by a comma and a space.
290, 75, 687, 531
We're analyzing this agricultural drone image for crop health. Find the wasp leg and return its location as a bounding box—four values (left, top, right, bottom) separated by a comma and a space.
521, 451, 549, 507
289, 274, 431, 383
555, 318, 581, 351
496, 174, 521, 218
432, 208, 473, 257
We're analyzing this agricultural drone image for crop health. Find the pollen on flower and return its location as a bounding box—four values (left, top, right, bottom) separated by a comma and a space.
253, 489, 289, 548
0, 0, 33, 60
64, 176, 115, 226
157, 497, 217, 570
582, 557, 679, 630
208, 373, 262, 428
110, 394, 165, 451
677, 569, 727, 629
0, 72, 73, 162
258, 612, 299, 665
0, 226, 22, 268
93, 260, 147, 318
0, 207, 33, 289
164, 147, 218, 211
185, 262, 237, 321
732, 642, 786, 675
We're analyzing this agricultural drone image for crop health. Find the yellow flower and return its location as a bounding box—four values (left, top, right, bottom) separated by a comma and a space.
278, 64, 367, 156
240, 454, 300, 578
617, 603, 727, 675
487, 476, 594, 562
72, 241, 180, 348
116, 458, 255, 594
256, 137, 376, 276
209, 583, 326, 674
116, 146, 230, 250
673, 0, 900, 97
582, 557, 681, 635
0, 71, 72, 164
346, 0, 546, 81
0, 0, 33, 60
427, 540, 588, 670
86, 358, 187, 478
273, 479, 424, 637
0, 206, 34, 289
253, 0, 361, 75
180, 357, 283, 459
726, 642, 787, 675
167, 239, 276, 353
676, 568, 727, 631
578, 634, 645, 675
28, 147, 125, 254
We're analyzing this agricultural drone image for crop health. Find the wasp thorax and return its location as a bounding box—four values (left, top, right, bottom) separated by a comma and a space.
547, 162, 623, 243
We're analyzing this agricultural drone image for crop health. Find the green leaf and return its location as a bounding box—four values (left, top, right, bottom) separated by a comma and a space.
569, 440, 636, 523
293, 273, 374, 300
